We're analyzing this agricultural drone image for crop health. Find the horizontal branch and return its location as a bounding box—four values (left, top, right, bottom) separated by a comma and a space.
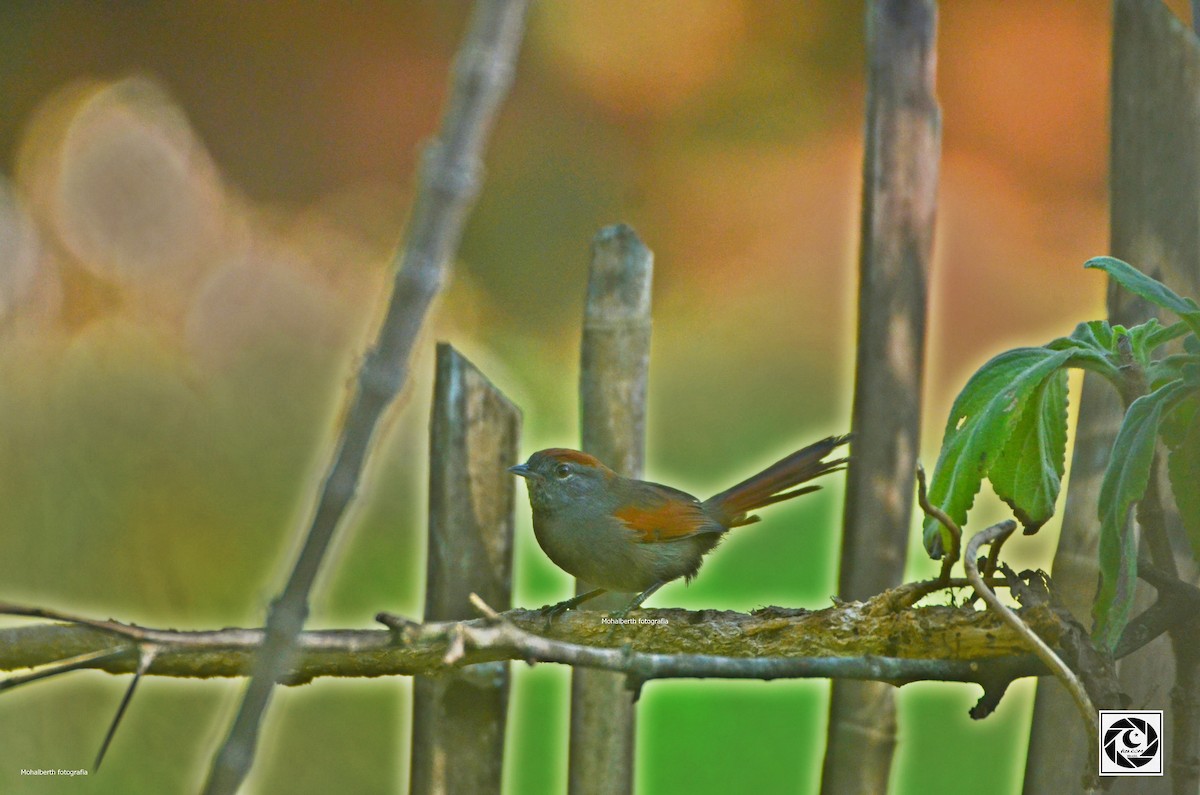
1, 593, 1060, 687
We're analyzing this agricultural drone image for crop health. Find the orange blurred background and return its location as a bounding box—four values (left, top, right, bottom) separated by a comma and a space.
1, 2, 1188, 793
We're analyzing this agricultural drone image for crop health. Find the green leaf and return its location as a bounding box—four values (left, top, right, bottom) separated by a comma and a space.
1065, 319, 1115, 352
1093, 379, 1191, 650
1047, 321, 1121, 381
923, 348, 1073, 556
1147, 354, 1200, 391
1085, 256, 1200, 337
989, 368, 1069, 534
1142, 320, 1192, 353
1125, 319, 1164, 364
1165, 394, 1200, 559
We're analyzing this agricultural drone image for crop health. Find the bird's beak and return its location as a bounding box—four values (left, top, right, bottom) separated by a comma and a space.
508, 463, 534, 479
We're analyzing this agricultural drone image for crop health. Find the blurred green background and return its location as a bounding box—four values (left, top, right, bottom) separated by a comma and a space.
2, 1, 1186, 793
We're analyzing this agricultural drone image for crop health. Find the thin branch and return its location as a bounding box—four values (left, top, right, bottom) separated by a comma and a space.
963, 520, 1100, 782
0, 580, 1186, 722
917, 463, 961, 576
0, 646, 130, 693
0, 594, 1058, 681
94, 646, 156, 771
5, 578, 1186, 685
897, 464, 962, 607
381, 606, 1047, 687
201, 2, 530, 793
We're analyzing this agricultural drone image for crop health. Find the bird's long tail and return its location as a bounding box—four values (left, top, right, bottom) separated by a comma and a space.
703, 434, 850, 528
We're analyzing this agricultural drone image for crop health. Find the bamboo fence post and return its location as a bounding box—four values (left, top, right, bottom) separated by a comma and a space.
569, 224, 653, 795
410, 343, 521, 795
821, 2, 939, 793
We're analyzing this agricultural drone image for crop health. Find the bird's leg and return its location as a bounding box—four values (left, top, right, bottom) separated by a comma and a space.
613, 582, 665, 619
539, 587, 607, 623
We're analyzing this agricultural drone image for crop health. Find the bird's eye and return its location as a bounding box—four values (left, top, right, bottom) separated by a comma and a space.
554, 463, 572, 479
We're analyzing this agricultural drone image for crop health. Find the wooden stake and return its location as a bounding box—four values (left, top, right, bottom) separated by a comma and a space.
570, 224, 653, 795
411, 343, 521, 795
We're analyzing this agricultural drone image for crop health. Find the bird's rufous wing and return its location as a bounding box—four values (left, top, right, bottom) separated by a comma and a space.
614, 483, 724, 543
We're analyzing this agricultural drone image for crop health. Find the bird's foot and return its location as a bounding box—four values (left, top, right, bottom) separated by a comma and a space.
537, 598, 578, 631
538, 599, 574, 620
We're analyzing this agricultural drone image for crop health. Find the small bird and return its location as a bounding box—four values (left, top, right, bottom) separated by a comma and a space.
510, 435, 849, 617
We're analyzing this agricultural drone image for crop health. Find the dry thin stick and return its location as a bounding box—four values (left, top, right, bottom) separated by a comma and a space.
93, 646, 156, 771
894, 465, 963, 608
963, 520, 1100, 775
201, 3, 530, 793
0, 647, 130, 692
917, 463, 960, 579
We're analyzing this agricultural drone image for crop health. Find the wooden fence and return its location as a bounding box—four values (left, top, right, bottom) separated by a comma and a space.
402, 1, 1200, 793
2, 1, 1198, 793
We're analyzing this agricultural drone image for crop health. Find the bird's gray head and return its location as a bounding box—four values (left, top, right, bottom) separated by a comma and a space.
509, 448, 615, 511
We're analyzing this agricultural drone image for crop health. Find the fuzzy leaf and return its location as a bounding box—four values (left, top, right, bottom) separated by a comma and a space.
1093, 380, 1190, 650
923, 348, 1073, 556
1064, 319, 1115, 352
1140, 320, 1191, 355
989, 368, 1069, 534
1085, 256, 1200, 337
1046, 321, 1121, 382
1146, 353, 1200, 388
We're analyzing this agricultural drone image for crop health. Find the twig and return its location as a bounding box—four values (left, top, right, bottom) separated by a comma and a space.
917, 463, 961, 578
0, 602, 156, 636
963, 520, 1099, 783
93, 646, 156, 771
981, 531, 1010, 581
470, 591, 502, 619
201, 3, 530, 792
897, 464, 962, 607
0, 646, 130, 692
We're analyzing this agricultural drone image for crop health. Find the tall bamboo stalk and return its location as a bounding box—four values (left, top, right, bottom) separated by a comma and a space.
570, 224, 653, 795
821, 2, 940, 793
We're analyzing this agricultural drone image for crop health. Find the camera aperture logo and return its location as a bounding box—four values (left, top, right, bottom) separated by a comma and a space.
1099, 710, 1163, 776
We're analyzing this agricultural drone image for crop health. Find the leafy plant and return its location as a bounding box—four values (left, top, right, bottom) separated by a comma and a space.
923, 257, 1200, 650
